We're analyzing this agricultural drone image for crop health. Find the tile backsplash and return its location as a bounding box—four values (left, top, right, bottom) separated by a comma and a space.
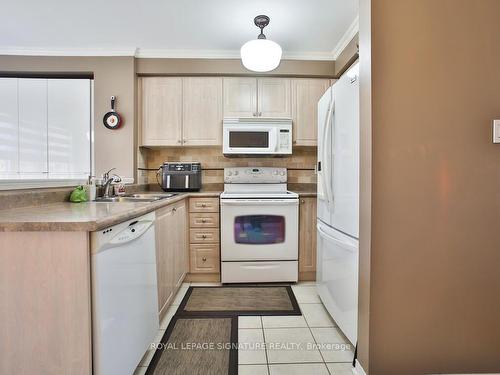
143, 146, 317, 185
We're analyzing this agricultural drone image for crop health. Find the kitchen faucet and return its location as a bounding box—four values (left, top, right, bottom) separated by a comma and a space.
102, 168, 122, 198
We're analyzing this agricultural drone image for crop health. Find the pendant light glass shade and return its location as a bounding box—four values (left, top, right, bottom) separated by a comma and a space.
240, 39, 282, 72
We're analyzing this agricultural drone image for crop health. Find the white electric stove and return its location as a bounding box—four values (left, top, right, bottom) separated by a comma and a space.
220, 167, 299, 283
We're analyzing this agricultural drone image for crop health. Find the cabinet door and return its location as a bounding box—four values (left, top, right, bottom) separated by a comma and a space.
291, 79, 330, 146
48, 79, 91, 178
258, 78, 291, 118
173, 201, 188, 289
155, 205, 175, 315
0, 78, 19, 176
18, 79, 48, 175
141, 77, 182, 146
182, 77, 223, 146
223, 77, 257, 117
299, 197, 317, 280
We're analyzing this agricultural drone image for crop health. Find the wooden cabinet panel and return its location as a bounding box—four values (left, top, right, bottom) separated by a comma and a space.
182, 77, 223, 146
189, 197, 220, 213
190, 228, 220, 244
173, 201, 188, 289
258, 78, 291, 118
141, 77, 182, 146
298, 197, 317, 280
155, 205, 176, 315
291, 78, 330, 146
223, 77, 257, 117
189, 212, 219, 228
189, 244, 220, 273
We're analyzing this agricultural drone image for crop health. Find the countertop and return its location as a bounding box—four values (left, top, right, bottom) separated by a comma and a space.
0, 185, 316, 232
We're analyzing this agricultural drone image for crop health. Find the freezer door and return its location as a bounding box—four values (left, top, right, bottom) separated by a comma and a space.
316, 221, 358, 346
317, 86, 334, 225
330, 72, 359, 238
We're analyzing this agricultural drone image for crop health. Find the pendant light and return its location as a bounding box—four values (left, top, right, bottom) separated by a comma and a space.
240, 15, 282, 72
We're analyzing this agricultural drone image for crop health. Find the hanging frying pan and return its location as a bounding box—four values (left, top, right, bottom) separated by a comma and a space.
103, 96, 122, 130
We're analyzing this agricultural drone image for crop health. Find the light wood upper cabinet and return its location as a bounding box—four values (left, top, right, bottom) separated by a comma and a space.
258, 78, 291, 118
141, 77, 182, 146
182, 77, 223, 146
223, 77, 257, 117
291, 78, 330, 146
298, 197, 318, 280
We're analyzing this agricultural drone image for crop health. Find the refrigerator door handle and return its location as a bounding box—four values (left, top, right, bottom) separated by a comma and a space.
317, 223, 357, 253
322, 94, 335, 206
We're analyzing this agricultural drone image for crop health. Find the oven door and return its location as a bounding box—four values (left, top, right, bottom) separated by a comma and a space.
223, 126, 278, 155
220, 198, 299, 260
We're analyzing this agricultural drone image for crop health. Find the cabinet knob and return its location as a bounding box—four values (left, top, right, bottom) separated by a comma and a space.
201, 218, 207, 223
201, 234, 207, 239
201, 203, 206, 207
172, 207, 177, 212
202, 257, 207, 262
258, 112, 262, 117
177, 140, 182, 144
301, 199, 305, 203
293, 140, 297, 144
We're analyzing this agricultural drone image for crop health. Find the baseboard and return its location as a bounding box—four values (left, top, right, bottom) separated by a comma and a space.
185, 272, 221, 283
352, 359, 367, 375
298, 271, 316, 281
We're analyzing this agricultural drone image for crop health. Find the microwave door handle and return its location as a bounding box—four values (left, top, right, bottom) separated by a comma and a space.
270, 128, 278, 151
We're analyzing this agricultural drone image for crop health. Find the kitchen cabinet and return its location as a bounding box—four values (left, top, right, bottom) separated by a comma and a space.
155, 199, 187, 319
182, 77, 223, 145
298, 197, 317, 281
141, 77, 183, 146
188, 197, 220, 277
222, 77, 257, 117
223, 77, 291, 118
291, 78, 330, 146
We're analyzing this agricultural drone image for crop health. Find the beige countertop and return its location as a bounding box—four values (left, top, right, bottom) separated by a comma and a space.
0, 185, 316, 232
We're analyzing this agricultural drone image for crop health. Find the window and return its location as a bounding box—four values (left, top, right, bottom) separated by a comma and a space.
234, 215, 286, 244
0, 77, 92, 188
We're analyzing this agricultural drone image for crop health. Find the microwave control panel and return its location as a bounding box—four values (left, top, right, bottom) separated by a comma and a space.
279, 129, 292, 152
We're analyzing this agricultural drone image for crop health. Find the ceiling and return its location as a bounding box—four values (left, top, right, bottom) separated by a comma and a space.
0, 0, 358, 60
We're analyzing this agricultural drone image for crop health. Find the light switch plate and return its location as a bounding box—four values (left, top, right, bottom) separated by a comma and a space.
493, 120, 500, 143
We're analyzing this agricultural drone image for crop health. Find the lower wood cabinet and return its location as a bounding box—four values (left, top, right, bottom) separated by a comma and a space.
188, 197, 220, 278
298, 197, 317, 281
155, 199, 188, 319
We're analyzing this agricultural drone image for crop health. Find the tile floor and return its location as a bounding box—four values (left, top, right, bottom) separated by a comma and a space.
134, 282, 355, 375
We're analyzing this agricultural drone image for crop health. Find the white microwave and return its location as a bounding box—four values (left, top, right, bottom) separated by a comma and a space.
223, 118, 293, 156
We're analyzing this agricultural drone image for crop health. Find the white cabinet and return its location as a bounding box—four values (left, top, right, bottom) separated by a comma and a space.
291, 78, 330, 146
18, 79, 48, 175
0, 78, 19, 177
48, 79, 91, 178
182, 77, 223, 146
141, 77, 183, 146
223, 77, 291, 118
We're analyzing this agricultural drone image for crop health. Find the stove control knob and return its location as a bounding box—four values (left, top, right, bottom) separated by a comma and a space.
273, 170, 278, 175
227, 171, 233, 176
280, 171, 286, 176
234, 171, 239, 176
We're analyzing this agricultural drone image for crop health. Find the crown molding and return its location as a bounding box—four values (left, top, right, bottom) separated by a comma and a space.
331, 16, 359, 59
0, 47, 137, 56
135, 48, 335, 61
0, 46, 336, 61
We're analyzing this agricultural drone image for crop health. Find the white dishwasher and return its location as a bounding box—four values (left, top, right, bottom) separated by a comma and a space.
91, 211, 159, 375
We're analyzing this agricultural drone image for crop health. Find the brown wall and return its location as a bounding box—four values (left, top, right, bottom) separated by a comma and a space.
0, 56, 136, 181
359, 0, 500, 374
137, 58, 335, 78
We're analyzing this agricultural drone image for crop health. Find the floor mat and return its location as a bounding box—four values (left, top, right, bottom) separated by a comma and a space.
145, 316, 237, 375
177, 285, 301, 316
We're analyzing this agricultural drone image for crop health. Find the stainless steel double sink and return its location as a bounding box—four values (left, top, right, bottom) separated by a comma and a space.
94, 193, 178, 203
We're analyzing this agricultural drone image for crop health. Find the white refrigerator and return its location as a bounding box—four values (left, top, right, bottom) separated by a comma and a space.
316, 63, 359, 345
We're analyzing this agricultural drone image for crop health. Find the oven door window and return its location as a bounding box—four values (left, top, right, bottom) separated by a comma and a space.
229, 131, 269, 148
234, 215, 285, 244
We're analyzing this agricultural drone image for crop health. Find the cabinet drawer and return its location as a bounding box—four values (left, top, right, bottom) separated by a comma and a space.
190, 228, 219, 243
189, 198, 219, 213
190, 212, 219, 228
190, 244, 220, 273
